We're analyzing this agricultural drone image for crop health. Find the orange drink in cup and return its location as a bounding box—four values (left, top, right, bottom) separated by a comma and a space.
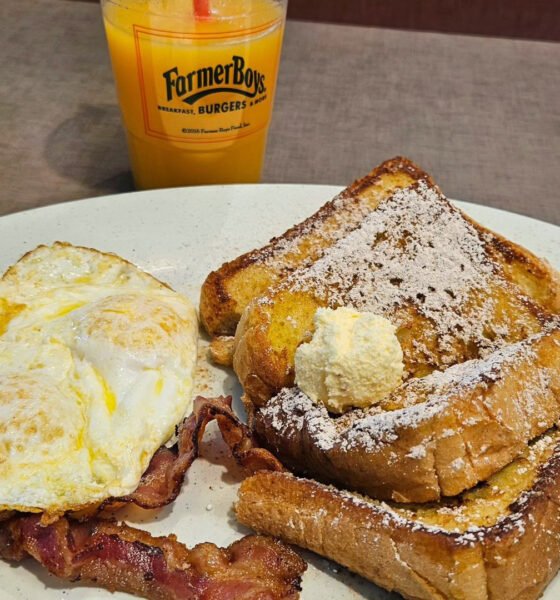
101, 0, 287, 188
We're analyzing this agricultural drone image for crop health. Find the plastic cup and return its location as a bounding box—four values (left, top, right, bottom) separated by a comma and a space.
101, 0, 287, 188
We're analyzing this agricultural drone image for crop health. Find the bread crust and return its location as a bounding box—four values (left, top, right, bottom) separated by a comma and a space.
200, 157, 432, 337
253, 326, 560, 502
236, 436, 560, 600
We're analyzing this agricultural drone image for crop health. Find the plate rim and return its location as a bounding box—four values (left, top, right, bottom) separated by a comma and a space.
0, 183, 558, 231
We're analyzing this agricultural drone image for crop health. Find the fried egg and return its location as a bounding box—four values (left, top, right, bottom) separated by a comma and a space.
0, 243, 198, 514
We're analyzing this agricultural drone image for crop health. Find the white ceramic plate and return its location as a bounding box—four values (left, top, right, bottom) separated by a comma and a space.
0, 184, 558, 600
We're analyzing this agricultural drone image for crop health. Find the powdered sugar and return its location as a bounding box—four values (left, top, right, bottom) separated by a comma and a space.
257, 187, 383, 268
282, 181, 513, 364
260, 330, 548, 454
406, 444, 427, 459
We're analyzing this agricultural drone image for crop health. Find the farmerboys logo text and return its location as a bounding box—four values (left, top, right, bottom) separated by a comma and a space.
162, 55, 266, 105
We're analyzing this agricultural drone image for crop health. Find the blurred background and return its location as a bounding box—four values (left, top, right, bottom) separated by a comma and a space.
288, 0, 559, 41
1, 0, 559, 223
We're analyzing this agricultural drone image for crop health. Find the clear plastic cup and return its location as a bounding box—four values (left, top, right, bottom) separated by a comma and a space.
101, 0, 287, 188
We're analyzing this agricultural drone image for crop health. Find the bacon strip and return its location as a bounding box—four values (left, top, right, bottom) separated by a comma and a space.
0, 514, 305, 599
116, 396, 284, 509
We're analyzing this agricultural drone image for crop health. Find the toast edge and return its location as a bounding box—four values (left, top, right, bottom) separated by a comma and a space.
236, 454, 560, 600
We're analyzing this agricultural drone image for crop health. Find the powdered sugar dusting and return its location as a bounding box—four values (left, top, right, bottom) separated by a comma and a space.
261, 330, 549, 454
251, 159, 422, 270
285, 181, 506, 363
406, 444, 427, 459
256, 187, 384, 269
395, 333, 538, 401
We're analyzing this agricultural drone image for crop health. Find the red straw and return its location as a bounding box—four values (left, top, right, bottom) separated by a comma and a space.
193, 0, 211, 19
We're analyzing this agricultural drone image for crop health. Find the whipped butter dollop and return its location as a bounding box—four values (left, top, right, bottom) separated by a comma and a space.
294, 307, 404, 414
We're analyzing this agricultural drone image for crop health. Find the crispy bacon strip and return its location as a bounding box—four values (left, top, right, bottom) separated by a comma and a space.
0, 514, 305, 599
116, 396, 284, 510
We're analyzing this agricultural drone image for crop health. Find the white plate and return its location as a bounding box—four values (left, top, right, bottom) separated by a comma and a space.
0, 184, 558, 600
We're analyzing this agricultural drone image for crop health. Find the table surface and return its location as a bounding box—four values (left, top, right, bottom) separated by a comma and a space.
1, 0, 559, 225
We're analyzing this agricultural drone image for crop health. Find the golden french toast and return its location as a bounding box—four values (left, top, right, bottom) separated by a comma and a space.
200, 157, 434, 338
255, 325, 560, 502
236, 428, 560, 600
233, 179, 559, 407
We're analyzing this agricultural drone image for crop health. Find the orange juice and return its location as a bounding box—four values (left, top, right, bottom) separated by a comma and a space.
102, 0, 286, 188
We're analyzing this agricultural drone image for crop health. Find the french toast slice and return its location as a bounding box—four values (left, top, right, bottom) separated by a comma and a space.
233, 180, 560, 407
200, 157, 434, 337
237, 429, 560, 600
254, 324, 560, 502
231, 170, 559, 502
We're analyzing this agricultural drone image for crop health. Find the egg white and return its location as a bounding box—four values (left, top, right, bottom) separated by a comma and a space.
0, 243, 198, 514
